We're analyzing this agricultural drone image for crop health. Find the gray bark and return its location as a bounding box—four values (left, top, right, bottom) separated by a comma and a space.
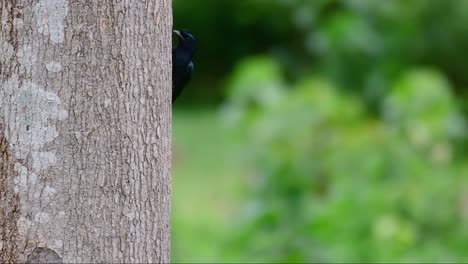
0, 0, 172, 262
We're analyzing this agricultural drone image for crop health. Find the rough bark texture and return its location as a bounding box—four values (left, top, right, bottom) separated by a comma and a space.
0, 0, 172, 262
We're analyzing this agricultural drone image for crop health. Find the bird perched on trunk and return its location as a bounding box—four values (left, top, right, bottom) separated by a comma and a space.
172, 29, 196, 102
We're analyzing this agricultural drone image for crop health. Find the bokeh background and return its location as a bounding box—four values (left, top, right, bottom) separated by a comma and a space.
172, 0, 468, 262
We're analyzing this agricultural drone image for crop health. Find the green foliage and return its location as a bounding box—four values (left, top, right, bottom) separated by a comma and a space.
222, 58, 467, 262
172, 0, 468, 262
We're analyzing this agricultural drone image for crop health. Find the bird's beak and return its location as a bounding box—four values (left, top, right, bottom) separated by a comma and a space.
173, 30, 183, 40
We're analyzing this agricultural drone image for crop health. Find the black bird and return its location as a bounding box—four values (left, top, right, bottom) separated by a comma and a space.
172, 29, 196, 102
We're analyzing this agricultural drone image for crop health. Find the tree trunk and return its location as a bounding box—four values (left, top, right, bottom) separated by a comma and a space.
0, 0, 172, 262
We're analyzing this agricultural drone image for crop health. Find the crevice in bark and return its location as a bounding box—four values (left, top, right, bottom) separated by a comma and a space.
0, 121, 21, 263
5, 0, 19, 51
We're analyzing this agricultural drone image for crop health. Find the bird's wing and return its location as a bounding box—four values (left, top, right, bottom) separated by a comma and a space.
187, 61, 194, 74
185, 61, 194, 81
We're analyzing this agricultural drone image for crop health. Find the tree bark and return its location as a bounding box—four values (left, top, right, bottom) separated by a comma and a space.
0, 0, 172, 262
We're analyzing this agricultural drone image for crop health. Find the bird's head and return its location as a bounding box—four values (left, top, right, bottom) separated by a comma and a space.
173, 29, 196, 53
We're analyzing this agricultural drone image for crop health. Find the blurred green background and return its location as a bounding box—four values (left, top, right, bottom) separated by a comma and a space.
172, 0, 468, 262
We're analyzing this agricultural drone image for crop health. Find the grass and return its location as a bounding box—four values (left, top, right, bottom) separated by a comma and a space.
172, 107, 247, 262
